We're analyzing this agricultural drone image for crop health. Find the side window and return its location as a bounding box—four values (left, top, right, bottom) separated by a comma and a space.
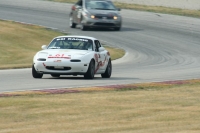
94, 40, 101, 52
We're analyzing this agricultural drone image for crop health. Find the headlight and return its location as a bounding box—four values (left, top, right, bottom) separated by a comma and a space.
36, 52, 48, 61
91, 15, 95, 19
113, 16, 118, 20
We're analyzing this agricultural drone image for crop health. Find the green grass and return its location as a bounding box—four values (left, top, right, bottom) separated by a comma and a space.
0, 20, 65, 69
0, 20, 124, 69
46, 0, 200, 18
1, 80, 200, 133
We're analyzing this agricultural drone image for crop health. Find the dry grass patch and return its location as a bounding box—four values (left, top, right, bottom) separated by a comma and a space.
0, 20, 65, 69
114, 2, 200, 18
104, 45, 125, 60
0, 82, 200, 133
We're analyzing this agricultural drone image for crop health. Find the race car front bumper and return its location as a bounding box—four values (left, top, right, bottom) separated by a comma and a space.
82, 16, 122, 28
34, 59, 89, 75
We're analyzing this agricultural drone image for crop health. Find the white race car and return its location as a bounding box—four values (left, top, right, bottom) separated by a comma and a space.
32, 35, 112, 79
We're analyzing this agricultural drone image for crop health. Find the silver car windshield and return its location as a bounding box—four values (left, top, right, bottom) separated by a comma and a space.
86, 1, 116, 10
48, 37, 93, 51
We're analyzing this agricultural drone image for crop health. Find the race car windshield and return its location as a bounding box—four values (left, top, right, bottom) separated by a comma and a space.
86, 1, 116, 10
48, 37, 93, 51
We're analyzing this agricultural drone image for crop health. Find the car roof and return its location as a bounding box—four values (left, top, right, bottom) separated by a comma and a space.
54, 35, 97, 40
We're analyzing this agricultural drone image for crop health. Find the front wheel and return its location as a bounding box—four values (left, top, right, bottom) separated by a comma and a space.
84, 60, 95, 79
101, 59, 112, 78
32, 65, 43, 78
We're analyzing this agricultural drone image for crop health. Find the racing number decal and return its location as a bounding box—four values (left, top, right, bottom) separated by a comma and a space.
48, 54, 71, 59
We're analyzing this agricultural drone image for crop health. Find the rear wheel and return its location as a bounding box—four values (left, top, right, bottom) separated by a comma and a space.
32, 65, 43, 78
51, 74, 60, 78
69, 16, 76, 28
101, 59, 112, 78
84, 60, 95, 79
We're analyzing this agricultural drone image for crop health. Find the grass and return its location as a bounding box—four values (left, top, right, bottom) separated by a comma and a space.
0, 20, 125, 69
0, 20, 64, 69
114, 2, 200, 18
1, 80, 200, 133
46, 0, 200, 18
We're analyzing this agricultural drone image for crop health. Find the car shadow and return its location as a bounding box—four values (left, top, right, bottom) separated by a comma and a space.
43, 76, 139, 81
76, 26, 142, 32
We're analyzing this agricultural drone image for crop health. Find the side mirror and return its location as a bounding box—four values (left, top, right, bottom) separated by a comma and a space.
41, 45, 47, 50
117, 8, 121, 11
99, 47, 105, 52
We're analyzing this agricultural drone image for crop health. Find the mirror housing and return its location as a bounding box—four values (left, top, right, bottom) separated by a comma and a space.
99, 47, 105, 52
41, 45, 47, 50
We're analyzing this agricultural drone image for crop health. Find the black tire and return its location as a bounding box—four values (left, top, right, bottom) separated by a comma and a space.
84, 60, 95, 79
101, 59, 112, 78
51, 74, 60, 78
32, 65, 43, 78
69, 16, 76, 28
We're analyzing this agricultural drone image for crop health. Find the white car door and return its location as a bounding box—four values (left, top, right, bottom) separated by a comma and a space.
94, 40, 107, 72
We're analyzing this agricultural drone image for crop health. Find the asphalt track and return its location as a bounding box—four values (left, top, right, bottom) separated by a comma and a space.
0, 0, 200, 92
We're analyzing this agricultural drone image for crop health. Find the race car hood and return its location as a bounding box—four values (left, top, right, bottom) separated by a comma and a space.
37, 49, 91, 59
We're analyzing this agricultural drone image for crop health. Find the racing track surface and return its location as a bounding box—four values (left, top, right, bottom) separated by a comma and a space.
0, 0, 200, 92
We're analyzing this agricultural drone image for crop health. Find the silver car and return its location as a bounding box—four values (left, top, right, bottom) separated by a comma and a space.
69, 0, 122, 31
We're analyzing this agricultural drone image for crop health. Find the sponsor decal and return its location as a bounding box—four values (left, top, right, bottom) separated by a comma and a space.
54, 60, 62, 62
94, 53, 107, 73
94, 54, 99, 62
57, 38, 65, 41
43, 63, 46, 67
67, 38, 88, 42
48, 54, 71, 59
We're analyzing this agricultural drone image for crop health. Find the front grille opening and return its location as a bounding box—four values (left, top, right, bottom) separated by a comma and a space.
46, 66, 71, 70
37, 58, 46, 61
70, 59, 81, 62
94, 23, 115, 26
95, 14, 113, 20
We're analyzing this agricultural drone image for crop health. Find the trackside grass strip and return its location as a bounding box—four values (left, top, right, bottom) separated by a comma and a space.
0, 20, 124, 69
47, 0, 200, 18
0, 20, 65, 69
1, 79, 200, 133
